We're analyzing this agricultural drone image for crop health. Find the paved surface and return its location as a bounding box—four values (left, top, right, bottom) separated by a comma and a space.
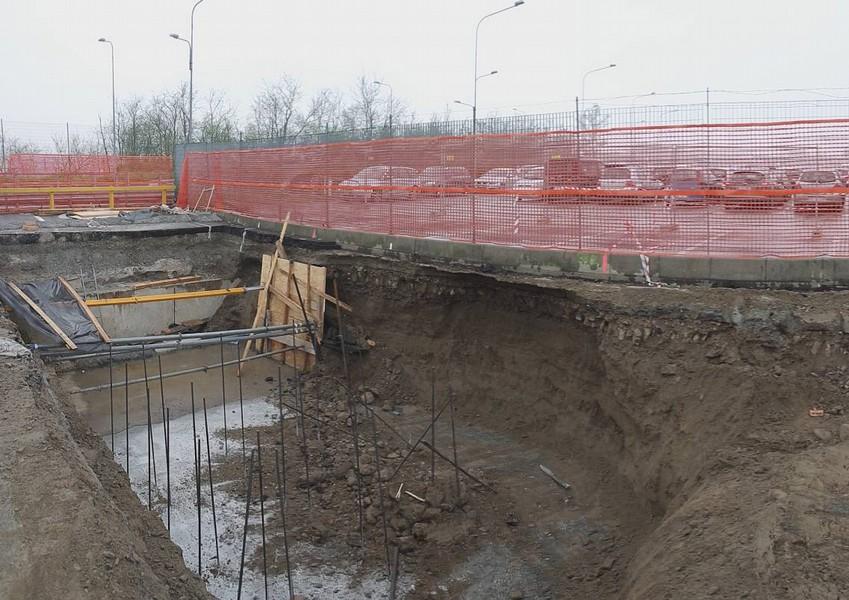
0, 208, 223, 237
204, 188, 849, 258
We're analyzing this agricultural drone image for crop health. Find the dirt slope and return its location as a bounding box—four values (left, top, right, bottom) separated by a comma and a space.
0, 315, 210, 600
298, 254, 849, 599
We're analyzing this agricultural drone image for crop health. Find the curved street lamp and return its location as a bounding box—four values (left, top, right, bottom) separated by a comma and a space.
97, 38, 116, 155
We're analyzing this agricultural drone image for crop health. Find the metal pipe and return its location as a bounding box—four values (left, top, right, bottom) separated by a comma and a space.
237, 449, 256, 599
32, 323, 305, 352
71, 345, 298, 394
109, 323, 302, 346
45, 328, 312, 361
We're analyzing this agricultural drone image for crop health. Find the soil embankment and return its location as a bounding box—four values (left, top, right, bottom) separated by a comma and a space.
0, 315, 211, 599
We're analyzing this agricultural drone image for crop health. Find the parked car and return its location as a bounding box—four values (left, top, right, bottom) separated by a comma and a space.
338, 166, 418, 201
598, 165, 664, 204
413, 166, 472, 196
474, 168, 517, 189
514, 165, 545, 201
721, 170, 785, 210
666, 168, 706, 205
703, 168, 727, 189
793, 170, 845, 214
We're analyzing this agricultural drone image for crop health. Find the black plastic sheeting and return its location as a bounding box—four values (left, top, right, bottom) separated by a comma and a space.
0, 278, 105, 349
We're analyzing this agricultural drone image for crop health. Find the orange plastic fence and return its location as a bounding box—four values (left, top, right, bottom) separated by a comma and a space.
1, 153, 174, 211
180, 118, 849, 258
2, 153, 173, 186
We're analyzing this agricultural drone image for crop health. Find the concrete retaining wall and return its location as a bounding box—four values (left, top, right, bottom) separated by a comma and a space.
219, 212, 849, 289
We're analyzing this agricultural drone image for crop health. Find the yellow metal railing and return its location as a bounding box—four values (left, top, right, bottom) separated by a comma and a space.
0, 185, 175, 210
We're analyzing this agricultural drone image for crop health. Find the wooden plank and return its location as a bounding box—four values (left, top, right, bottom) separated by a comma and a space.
8, 281, 77, 350
242, 212, 289, 362
58, 276, 111, 343
86, 287, 251, 307
273, 257, 350, 312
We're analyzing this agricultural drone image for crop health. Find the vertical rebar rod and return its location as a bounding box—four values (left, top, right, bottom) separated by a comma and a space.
142, 345, 157, 487
277, 367, 288, 502
291, 268, 320, 358
195, 437, 202, 574
219, 334, 229, 455
449, 390, 461, 502
165, 406, 171, 533
157, 354, 168, 452
256, 432, 269, 600
274, 448, 295, 600
124, 363, 129, 474
292, 327, 312, 509
146, 387, 152, 509
332, 277, 350, 385
430, 370, 436, 483
351, 393, 365, 554
331, 277, 364, 551
109, 345, 114, 452
237, 340, 246, 462
202, 397, 220, 561
237, 449, 256, 600
370, 409, 391, 575
389, 546, 400, 600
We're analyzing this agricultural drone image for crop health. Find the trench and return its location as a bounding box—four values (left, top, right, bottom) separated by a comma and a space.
6, 231, 849, 599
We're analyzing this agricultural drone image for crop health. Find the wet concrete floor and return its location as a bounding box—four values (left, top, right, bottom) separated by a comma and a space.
66, 343, 295, 435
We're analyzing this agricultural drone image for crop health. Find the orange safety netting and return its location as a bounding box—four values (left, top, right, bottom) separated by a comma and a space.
0, 154, 174, 212
2, 153, 172, 186
179, 118, 849, 258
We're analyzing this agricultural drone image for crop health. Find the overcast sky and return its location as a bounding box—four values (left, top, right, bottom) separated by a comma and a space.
3, 0, 848, 130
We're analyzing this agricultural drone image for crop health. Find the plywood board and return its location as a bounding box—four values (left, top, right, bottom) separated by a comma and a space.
261, 257, 327, 371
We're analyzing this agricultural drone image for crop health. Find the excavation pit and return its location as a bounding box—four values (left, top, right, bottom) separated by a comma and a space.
3, 226, 849, 599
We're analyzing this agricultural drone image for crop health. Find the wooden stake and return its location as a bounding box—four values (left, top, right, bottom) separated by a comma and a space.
242, 212, 289, 362
58, 275, 111, 342
8, 281, 77, 349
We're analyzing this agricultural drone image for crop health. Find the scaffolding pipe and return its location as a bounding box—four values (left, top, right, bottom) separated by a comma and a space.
70, 346, 297, 394
43, 327, 312, 361
30, 323, 304, 352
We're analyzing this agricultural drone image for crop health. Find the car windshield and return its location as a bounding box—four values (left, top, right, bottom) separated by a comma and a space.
352, 166, 389, 180
603, 167, 631, 179
518, 166, 544, 179
670, 169, 700, 181
390, 167, 417, 178
480, 168, 515, 178
800, 170, 837, 184
729, 171, 765, 186
422, 167, 468, 177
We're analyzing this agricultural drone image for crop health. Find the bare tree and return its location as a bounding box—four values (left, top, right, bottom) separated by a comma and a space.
247, 76, 302, 140
198, 89, 238, 143
343, 75, 382, 131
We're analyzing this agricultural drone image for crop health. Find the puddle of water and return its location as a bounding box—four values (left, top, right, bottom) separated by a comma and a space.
66, 347, 407, 599
67, 344, 287, 436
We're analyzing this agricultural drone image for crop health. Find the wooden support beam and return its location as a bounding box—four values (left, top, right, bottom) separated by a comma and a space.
276, 264, 352, 312
242, 212, 290, 362
58, 276, 111, 343
8, 281, 77, 350
86, 287, 254, 307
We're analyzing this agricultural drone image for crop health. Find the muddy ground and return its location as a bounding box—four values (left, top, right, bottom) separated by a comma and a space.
3, 230, 849, 598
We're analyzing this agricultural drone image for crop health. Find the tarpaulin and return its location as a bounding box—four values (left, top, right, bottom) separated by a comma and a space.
0, 278, 104, 349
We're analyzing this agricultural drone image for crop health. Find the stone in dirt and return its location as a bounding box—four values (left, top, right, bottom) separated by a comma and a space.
813, 428, 833, 442
660, 363, 678, 376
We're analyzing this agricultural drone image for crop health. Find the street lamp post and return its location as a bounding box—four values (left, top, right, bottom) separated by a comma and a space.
97, 38, 116, 155
473, 1, 524, 137
171, 0, 206, 143
581, 64, 617, 105
373, 80, 394, 137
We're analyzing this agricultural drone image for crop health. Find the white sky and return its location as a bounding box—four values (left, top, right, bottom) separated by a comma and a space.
3, 0, 849, 128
